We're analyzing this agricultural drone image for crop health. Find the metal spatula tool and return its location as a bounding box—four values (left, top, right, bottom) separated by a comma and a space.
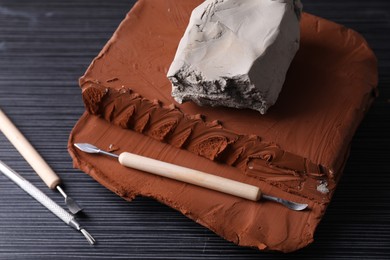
0, 161, 95, 245
0, 109, 83, 214
75, 143, 308, 211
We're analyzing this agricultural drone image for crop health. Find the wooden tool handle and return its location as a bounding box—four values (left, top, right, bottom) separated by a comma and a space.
0, 109, 61, 189
118, 152, 262, 201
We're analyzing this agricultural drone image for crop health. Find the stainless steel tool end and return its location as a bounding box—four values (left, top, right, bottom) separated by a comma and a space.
56, 185, 83, 214
74, 143, 101, 154
74, 143, 119, 158
262, 194, 309, 211
80, 228, 96, 245
65, 196, 83, 215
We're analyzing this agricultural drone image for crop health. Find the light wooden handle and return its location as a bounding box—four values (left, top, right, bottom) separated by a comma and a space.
0, 109, 60, 189
118, 152, 261, 201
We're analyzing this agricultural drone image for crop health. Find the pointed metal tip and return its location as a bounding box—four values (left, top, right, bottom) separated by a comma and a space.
74, 143, 92, 150
73, 143, 81, 149
74, 143, 119, 158
262, 194, 309, 211
293, 203, 309, 211
80, 228, 96, 245
74, 143, 100, 154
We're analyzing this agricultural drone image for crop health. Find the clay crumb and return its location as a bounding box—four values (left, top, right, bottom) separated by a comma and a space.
108, 143, 119, 152
317, 180, 329, 194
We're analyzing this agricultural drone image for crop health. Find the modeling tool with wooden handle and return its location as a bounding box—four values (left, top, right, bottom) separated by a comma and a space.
74, 143, 308, 211
0, 108, 83, 214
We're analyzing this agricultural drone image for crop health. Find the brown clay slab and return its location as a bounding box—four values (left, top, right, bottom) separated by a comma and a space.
68, 0, 377, 252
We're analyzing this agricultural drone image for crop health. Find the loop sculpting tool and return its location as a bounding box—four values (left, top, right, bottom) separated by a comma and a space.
0, 161, 95, 245
0, 108, 83, 214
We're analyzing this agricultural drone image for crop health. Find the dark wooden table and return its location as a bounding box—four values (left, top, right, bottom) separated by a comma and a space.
1, 0, 389, 259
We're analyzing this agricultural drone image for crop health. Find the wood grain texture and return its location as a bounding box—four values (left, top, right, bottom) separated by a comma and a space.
0, 0, 389, 259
